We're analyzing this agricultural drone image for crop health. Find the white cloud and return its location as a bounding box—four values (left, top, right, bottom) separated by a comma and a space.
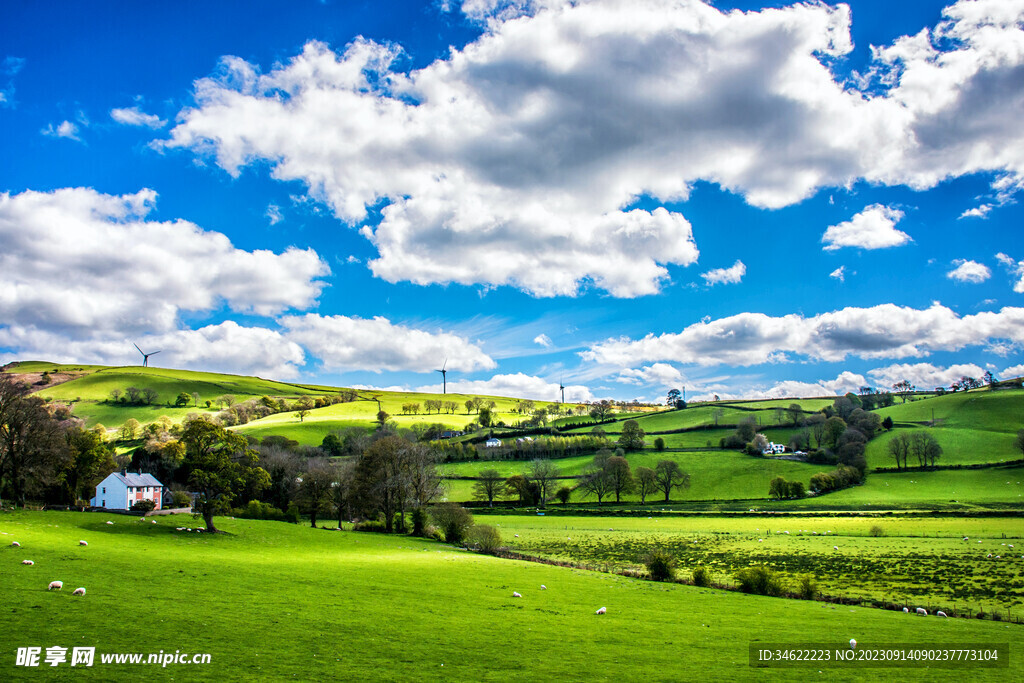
266, 203, 283, 225
583, 303, 1024, 368
615, 363, 685, 387
688, 371, 866, 402
996, 252, 1024, 292
533, 333, 552, 348
0, 187, 329, 337
959, 204, 992, 219
822, 204, 910, 251
280, 313, 495, 373
829, 266, 846, 282
701, 260, 745, 286
1, 56, 25, 106
418, 372, 593, 402
867, 362, 986, 390
0, 321, 306, 379
41, 120, 81, 141
1002, 364, 1024, 378
110, 106, 166, 128
947, 259, 991, 283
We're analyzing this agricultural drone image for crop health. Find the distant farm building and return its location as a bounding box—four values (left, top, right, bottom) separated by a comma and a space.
91, 472, 164, 510
485, 438, 502, 448
763, 442, 786, 455
440, 430, 463, 439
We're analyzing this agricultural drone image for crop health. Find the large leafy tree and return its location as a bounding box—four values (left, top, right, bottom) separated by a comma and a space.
473, 469, 504, 507
181, 418, 269, 532
654, 460, 690, 503
617, 419, 645, 451
0, 375, 68, 507
60, 426, 115, 504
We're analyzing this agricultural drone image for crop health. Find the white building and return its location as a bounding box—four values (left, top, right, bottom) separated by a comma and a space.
485, 438, 502, 448
91, 472, 164, 511
763, 442, 786, 455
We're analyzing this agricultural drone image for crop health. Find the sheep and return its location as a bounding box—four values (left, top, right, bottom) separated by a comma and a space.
850, 639, 857, 650
512, 591, 522, 598
78, 540, 88, 546
595, 607, 607, 615
151, 520, 157, 524
105, 521, 114, 525
903, 607, 909, 613
11, 541, 20, 548
48, 581, 63, 591
936, 611, 947, 618
72, 587, 86, 596
22, 560, 33, 565
833, 546, 839, 550
540, 585, 547, 590
916, 608, 927, 616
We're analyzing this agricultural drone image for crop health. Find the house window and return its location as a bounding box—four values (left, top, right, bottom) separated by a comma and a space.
101, 500, 105, 507
102, 487, 106, 494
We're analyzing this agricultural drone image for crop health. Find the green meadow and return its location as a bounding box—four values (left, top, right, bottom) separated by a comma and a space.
2, 511, 1021, 681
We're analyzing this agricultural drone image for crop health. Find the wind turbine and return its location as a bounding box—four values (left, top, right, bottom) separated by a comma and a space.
559, 377, 566, 404
436, 358, 448, 394
133, 343, 161, 368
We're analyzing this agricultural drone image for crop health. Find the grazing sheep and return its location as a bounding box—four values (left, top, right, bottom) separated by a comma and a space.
151, 520, 157, 524
540, 585, 547, 590
514, 534, 519, 538
937, 611, 947, 618
48, 581, 62, 591
595, 607, 607, 615
79, 540, 88, 546
903, 607, 909, 613
850, 639, 856, 650
105, 521, 114, 525
22, 560, 33, 565
512, 591, 522, 598
916, 608, 927, 616
72, 587, 86, 596
11, 541, 20, 548
833, 546, 839, 550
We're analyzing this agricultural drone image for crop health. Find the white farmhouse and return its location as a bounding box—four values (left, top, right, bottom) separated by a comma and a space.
91, 472, 164, 511
762, 442, 787, 455
485, 438, 502, 448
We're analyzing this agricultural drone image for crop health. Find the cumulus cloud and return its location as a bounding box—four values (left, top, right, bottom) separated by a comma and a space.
418, 372, 593, 402
959, 204, 992, 219
688, 371, 867, 402
701, 260, 745, 286
947, 259, 991, 283
996, 252, 1024, 292
0, 56, 25, 106
0, 187, 329, 337
41, 120, 81, 141
0, 321, 306, 379
533, 333, 552, 348
583, 303, 1024, 368
1003, 364, 1024, 378
280, 313, 495, 373
829, 266, 846, 282
866, 362, 986, 390
266, 203, 284, 225
110, 106, 166, 128
822, 204, 910, 251
615, 363, 685, 387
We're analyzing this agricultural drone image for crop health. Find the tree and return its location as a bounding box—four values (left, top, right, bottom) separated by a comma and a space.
0, 375, 68, 507
297, 408, 310, 422
882, 416, 894, 431
666, 389, 681, 407
823, 416, 847, 451
555, 486, 572, 505
352, 436, 407, 533
478, 406, 493, 428
984, 370, 996, 386
654, 460, 690, 502
769, 476, 788, 500
806, 413, 826, 448
605, 456, 633, 503
909, 431, 942, 467
297, 460, 335, 527
60, 426, 115, 504
588, 400, 614, 421
617, 419, 645, 451
892, 380, 915, 403
529, 459, 560, 505
121, 418, 141, 441
181, 419, 269, 532
430, 503, 474, 544
635, 466, 657, 504
474, 469, 504, 507
888, 432, 910, 470
578, 465, 613, 504
175, 392, 191, 407
376, 410, 390, 428
505, 474, 539, 505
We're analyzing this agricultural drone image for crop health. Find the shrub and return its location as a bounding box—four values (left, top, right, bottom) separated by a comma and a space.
798, 574, 818, 600
644, 548, 676, 582
170, 489, 192, 508
353, 519, 389, 533
411, 507, 428, 536
467, 524, 502, 554
430, 503, 474, 545
691, 566, 711, 587
654, 437, 665, 452
232, 500, 286, 521
555, 486, 572, 505
735, 565, 783, 596
869, 524, 885, 537
284, 503, 301, 524
131, 499, 156, 512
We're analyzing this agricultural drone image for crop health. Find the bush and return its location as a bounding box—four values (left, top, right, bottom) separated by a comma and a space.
555, 486, 572, 505
467, 524, 502, 554
653, 437, 665, 452
735, 565, 783, 596
691, 566, 711, 587
411, 507, 428, 536
131, 499, 156, 512
430, 503, 474, 545
284, 503, 301, 524
868, 524, 885, 537
353, 519, 389, 533
644, 548, 676, 582
232, 499, 286, 521
798, 574, 818, 600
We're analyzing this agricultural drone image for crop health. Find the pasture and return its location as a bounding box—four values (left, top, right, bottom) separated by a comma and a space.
2, 511, 1021, 681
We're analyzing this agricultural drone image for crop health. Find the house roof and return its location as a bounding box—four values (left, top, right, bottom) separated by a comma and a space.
110, 472, 163, 487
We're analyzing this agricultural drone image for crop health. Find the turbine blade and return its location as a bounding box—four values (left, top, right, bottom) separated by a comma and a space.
133, 343, 143, 354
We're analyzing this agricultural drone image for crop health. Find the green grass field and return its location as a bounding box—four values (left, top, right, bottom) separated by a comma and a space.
2, 511, 1021, 681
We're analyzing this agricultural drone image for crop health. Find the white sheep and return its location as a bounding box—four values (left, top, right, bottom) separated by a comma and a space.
105, 521, 113, 525
22, 560, 33, 565
512, 591, 522, 598
540, 585, 547, 590
48, 581, 62, 591
79, 540, 88, 546
936, 611, 947, 618
850, 639, 856, 650
72, 587, 86, 596
595, 607, 607, 615
151, 520, 157, 524
833, 546, 839, 550
11, 541, 20, 548
916, 608, 927, 616
903, 607, 909, 613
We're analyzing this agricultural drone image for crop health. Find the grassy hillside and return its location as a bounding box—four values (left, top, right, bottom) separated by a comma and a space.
2, 511, 1020, 681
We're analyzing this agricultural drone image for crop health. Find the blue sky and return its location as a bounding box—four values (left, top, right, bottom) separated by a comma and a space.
2, 0, 1023, 403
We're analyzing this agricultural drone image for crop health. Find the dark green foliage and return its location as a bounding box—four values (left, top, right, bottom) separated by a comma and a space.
131, 499, 156, 512
882, 416, 894, 431
735, 565, 783, 596
808, 464, 861, 494
430, 502, 473, 544
284, 503, 301, 524
644, 548, 676, 581
798, 574, 818, 600
232, 499, 287, 521
691, 566, 711, 587
617, 419, 645, 450
555, 486, 572, 505
869, 525, 884, 537
653, 437, 665, 451
411, 507, 428, 536
467, 524, 502, 554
